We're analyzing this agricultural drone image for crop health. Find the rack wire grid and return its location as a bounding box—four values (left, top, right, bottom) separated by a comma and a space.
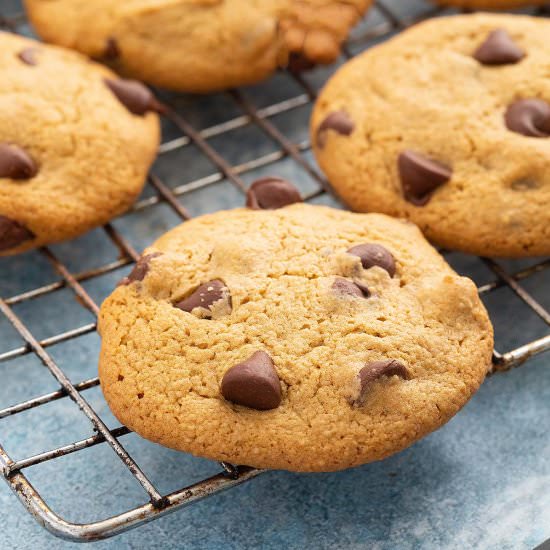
0, 0, 549, 543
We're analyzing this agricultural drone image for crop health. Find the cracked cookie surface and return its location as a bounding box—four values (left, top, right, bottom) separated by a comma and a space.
0, 32, 159, 255
311, 13, 550, 257
98, 204, 492, 472
24, 0, 371, 93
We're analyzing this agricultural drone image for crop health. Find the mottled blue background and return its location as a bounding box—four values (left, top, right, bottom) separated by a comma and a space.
0, 1, 549, 548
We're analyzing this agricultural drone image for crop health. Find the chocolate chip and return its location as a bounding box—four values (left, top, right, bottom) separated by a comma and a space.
17, 48, 38, 66
473, 29, 524, 66
0, 143, 37, 180
332, 278, 370, 298
246, 177, 302, 210
347, 243, 396, 278
287, 52, 316, 73
175, 280, 231, 318
354, 359, 411, 405
505, 99, 550, 138
316, 111, 355, 148
103, 37, 120, 60
398, 150, 452, 206
221, 351, 282, 410
104, 78, 161, 115
119, 252, 162, 286
0, 215, 34, 252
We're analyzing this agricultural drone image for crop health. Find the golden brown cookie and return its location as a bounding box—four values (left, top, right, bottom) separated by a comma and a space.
0, 32, 160, 255
98, 202, 493, 472
24, 0, 371, 93
311, 13, 550, 257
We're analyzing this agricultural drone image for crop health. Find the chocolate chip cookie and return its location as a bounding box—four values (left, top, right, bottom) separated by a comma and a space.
0, 32, 160, 255
98, 202, 492, 472
24, 0, 371, 93
311, 13, 550, 257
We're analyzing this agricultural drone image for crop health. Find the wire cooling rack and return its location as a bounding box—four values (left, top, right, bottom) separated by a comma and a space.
0, 0, 549, 542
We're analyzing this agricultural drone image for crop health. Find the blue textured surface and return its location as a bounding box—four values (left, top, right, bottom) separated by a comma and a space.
1, 1, 549, 548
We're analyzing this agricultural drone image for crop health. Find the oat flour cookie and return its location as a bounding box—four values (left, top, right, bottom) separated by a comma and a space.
98, 202, 493, 472
0, 32, 160, 255
311, 14, 550, 257
25, 0, 371, 93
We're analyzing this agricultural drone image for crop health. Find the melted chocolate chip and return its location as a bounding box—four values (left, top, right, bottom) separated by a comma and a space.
119, 252, 161, 286
17, 48, 38, 66
505, 99, 550, 138
474, 29, 524, 65
246, 177, 302, 210
175, 280, 231, 318
0, 215, 34, 252
103, 37, 120, 60
398, 150, 452, 206
287, 51, 316, 73
354, 359, 411, 405
332, 278, 370, 298
347, 243, 396, 278
221, 351, 282, 410
316, 111, 355, 148
104, 78, 161, 115
0, 143, 37, 180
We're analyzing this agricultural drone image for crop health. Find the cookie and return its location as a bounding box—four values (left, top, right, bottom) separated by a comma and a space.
0, 32, 160, 255
98, 202, 493, 472
434, 1, 549, 8
311, 13, 550, 257
24, 0, 371, 93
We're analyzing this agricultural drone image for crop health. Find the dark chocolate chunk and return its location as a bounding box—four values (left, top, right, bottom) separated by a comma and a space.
473, 29, 524, 65
316, 111, 355, 148
246, 177, 302, 210
104, 78, 161, 115
332, 277, 370, 298
0, 215, 34, 252
0, 143, 37, 180
221, 351, 282, 410
175, 280, 230, 318
398, 150, 452, 206
17, 48, 38, 66
354, 359, 411, 405
119, 252, 162, 286
103, 37, 120, 60
505, 99, 550, 138
347, 243, 396, 278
